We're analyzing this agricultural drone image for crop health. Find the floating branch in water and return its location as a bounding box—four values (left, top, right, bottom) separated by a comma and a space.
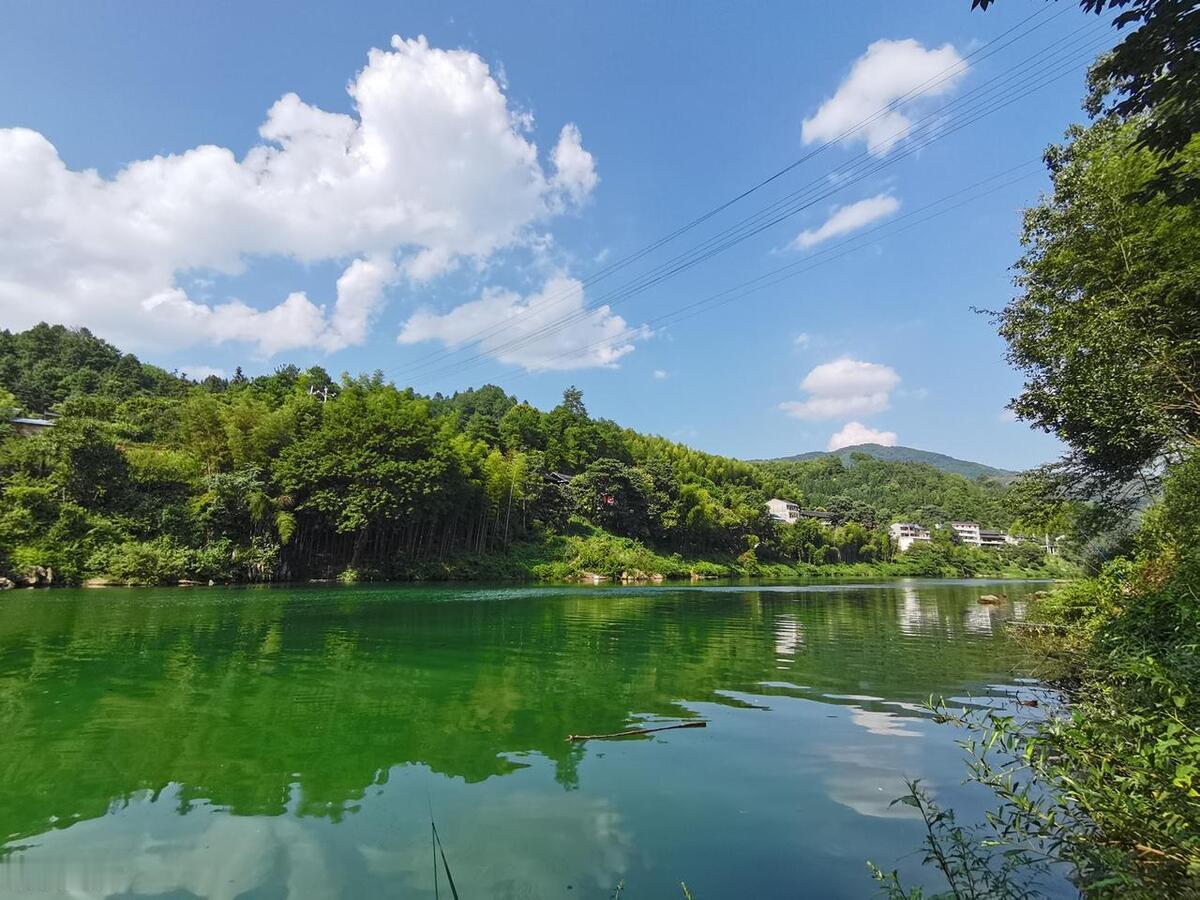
566, 721, 708, 742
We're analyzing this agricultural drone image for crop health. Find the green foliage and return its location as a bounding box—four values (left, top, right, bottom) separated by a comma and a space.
869, 779, 1048, 900
0, 325, 1063, 587
887, 455, 1200, 898
973, 0, 1200, 198
569, 459, 655, 537
771, 443, 1013, 481
0, 322, 186, 412
88, 537, 193, 585
0, 387, 19, 420
999, 120, 1200, 498
758, 454, 1014, 529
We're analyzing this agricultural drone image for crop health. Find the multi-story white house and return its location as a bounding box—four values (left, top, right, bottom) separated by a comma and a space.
767, 498, 801, 524
889, 522, 931, 552
952, 521, 1018, 547
767, 499, 837, 526
951, 522, 982, 545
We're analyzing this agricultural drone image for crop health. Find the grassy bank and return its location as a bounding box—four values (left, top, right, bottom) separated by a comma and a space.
42, 519, 1076, 588
358, 520, 1076, 585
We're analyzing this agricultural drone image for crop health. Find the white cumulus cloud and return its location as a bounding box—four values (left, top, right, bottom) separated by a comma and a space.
550, 123, 598, 206
828, 421, 899, 451
0, 35, 596, 356
802, 39, 966, 156
793, 194, 900, 249
780, 356, 900, 420
397, 273, 649, 371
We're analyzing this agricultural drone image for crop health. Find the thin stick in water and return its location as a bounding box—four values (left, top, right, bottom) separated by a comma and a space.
566, 721, 708, 742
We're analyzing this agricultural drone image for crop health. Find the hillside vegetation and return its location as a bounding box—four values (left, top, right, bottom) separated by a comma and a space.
769, 443, 1015, 481
0, 324, 1069, 587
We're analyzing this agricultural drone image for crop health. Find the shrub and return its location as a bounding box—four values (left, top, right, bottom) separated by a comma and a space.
88, 537, 191, 585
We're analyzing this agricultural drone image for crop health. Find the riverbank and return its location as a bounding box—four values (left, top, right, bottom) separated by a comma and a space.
877, 458, 1200, 899
3, 523, 1075, 590
421, 525, 1076, 584
1, 518, 1076, 590
243, 522, 1073, 587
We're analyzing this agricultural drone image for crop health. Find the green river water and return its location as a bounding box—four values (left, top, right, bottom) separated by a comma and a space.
0, 579, 1057, 898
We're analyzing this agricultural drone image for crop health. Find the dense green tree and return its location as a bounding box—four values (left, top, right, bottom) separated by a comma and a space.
0, 323, 184, 411
275, 385, 446, 563
998, 121, 1200, 497
178, 392, 232, 473
759, 454, 1012, 528
569, 459, 654, 538
499, 402, 548, 453
44, 419, 130, 508
973, 0, 1199, 193
0, 387, 19, 420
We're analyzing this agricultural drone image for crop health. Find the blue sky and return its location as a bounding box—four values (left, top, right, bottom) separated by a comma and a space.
0, 1, 1115, 469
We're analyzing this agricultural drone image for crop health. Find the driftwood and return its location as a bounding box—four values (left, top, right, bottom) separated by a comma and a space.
566, 721, 707, 742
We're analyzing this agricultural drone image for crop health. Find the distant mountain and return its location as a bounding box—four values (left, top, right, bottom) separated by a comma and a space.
766, 443, 1017, 481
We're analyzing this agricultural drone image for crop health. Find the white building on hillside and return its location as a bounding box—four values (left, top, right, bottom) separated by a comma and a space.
979, 528, 1019, 548
953, 522, 1018, 547
767, 499, 837, 526
889, 522, 931, 552
767, 498, 801, 524
951, 522, 982, 545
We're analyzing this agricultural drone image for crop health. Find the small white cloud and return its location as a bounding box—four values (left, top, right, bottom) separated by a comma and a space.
828, 421, 898, 451
802, 39, 967, 156
780, 356, 900, 420
793, 194, 899, 249
998, 408, 1019, 423
398, 273, 649, 371
550, 123, 598, 207
793, 332, 811, 348
653, 369, 668, 380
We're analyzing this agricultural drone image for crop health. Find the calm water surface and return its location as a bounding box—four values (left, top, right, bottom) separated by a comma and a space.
0, 579, 1054, 898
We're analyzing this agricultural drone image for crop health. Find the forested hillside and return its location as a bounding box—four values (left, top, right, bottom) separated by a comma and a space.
757, 454, 1014, 528
769, 443, 1015, 481
0, 324, 1066, 586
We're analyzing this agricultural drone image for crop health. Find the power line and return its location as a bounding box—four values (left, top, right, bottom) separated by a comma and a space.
397, 21, 1110, 385
385, 4, 1075, 381
498, 161, 1046, 382
399, 23, 1112, 386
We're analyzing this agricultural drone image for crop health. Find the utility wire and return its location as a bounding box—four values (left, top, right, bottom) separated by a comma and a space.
497, 161, 1046, 382
448, 22, 1112, 373
385, 4, 1075, 380
397, 21, 1110, 384
400, 24, 1112, 386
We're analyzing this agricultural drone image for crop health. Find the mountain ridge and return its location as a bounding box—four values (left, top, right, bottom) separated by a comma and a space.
760, 443, 1017, 481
